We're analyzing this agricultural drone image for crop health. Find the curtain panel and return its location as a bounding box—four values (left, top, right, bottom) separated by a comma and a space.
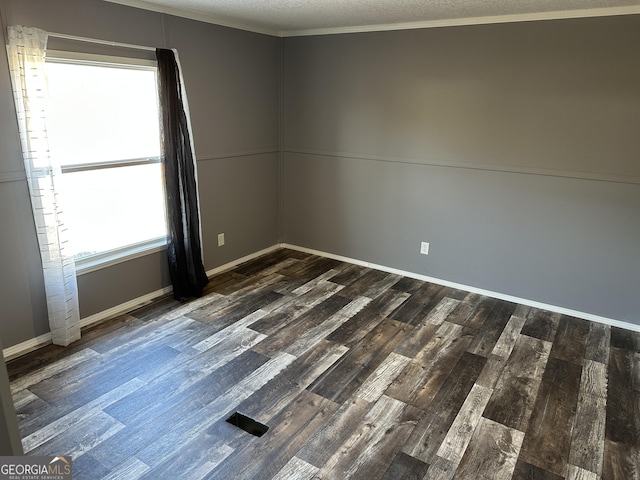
6, 26, 81, 346
156, 48, 208, 300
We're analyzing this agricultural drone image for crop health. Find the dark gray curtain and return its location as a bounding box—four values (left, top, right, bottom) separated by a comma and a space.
156, 48, 208, 300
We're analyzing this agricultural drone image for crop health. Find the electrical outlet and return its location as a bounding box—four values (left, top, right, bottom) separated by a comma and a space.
420, 241, 429, 255
218, 233, 225, 247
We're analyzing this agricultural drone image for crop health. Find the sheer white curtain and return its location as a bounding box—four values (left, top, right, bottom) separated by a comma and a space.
6, 25, 80, 346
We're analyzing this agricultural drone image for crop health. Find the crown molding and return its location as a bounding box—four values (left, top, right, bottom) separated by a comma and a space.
283, 6, 640, 37
103, 0, 282, 36
105, 1, 640, 38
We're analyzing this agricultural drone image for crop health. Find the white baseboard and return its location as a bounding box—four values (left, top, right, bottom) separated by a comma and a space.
2, 333, 54, 362
2, 285, 175, 362
204, 245, 281, 279
3, 244, 282, 361
6, 242, 637, 361
280, 243, 640, 333
79, 286, 174, 331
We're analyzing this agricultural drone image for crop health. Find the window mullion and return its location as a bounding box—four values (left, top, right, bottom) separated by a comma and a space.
60, 157, 161, 174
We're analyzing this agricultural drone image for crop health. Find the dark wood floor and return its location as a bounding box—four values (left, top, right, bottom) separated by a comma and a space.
7, 248, 640, 479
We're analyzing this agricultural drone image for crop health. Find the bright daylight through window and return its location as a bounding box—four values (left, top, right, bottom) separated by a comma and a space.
45, 54, 167, 267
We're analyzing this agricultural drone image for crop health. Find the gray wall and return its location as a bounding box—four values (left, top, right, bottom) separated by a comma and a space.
0, 339, 22, 454
0, 0, 280, 347
283, 16, 640, 324
2, 2, 639, 350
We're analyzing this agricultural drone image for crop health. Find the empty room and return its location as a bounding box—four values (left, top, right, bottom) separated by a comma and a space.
0, 0, 638, 478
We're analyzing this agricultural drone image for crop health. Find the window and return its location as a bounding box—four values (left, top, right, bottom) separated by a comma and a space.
45, 52, 167, 271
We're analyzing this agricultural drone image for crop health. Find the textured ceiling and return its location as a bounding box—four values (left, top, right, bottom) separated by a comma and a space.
107, 0, 640, 35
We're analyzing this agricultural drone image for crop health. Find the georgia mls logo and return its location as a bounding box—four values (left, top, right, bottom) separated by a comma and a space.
0, 455, 72, 480
49, 456, 71, 474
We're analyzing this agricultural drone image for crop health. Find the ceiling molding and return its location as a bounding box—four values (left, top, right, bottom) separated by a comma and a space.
104, 0, 640, 38
103, 0, 283, 36
283, 6, 640, 37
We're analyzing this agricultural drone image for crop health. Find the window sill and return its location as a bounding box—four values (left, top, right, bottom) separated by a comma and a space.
75, 238, 167, 276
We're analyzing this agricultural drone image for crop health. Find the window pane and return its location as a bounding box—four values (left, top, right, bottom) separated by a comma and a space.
59, 164, 166, 258
45, 62, 161, 165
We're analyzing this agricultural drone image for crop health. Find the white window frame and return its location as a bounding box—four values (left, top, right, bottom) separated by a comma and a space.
45, 51, 167, 275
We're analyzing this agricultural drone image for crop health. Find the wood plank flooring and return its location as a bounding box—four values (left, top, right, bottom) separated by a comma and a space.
7, 248, 640, 479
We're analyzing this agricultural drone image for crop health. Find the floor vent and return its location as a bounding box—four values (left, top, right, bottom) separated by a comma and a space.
226, 412, 269, 437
